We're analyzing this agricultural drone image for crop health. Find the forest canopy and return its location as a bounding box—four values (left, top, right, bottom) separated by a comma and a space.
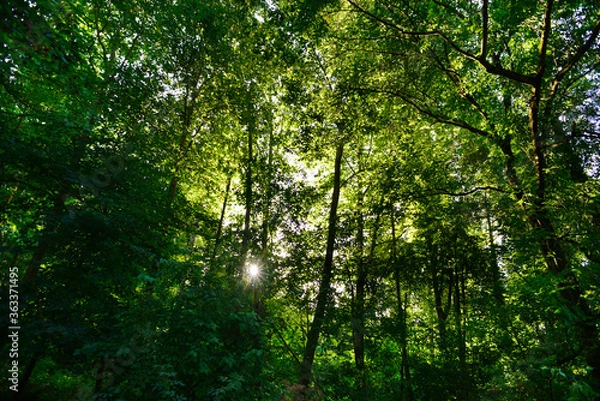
1, 0, 600, 400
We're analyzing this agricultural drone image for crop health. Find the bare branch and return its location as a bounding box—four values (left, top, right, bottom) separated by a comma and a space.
396, 90, 497, 141
433, 186, 511, 197
331, 33, 404, 42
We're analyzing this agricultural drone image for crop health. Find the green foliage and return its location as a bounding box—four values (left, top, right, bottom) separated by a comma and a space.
2, 0, 599, 400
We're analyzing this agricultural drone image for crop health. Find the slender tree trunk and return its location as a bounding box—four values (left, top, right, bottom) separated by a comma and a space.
299, 141, 344, 387
240, 117, 254, 272
153, 94, 195, 286
18, 134, 87, 393
352, 190, 366, 377
212, 175, 231, 263
453, 263, 465, 365
261, 122, 273, 256
23, 130, 87, 282
352, 193, 383, 391
391, 214, 413, 401
485, 197, 504, 305
430, 241, 451, 352
168, 92, 195, 207
256, 124, 274, 318
400, 295, 412, 401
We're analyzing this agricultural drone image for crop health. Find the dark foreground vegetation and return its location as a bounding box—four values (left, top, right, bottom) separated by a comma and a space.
1, 0, 600, 399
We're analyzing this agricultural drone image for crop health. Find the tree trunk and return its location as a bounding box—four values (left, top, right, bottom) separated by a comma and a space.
391, 214, 413, 401
430, 240, 452, 352
453, 262, 466, 365
240, 116, 254, 272
298, 141, 344, 387
168, 91, 196, 207
352, 189, 366, 377
485, 197, 504, 305
261, 121, 274, 257
525, 3, 600, 378
212, 175, 231, 263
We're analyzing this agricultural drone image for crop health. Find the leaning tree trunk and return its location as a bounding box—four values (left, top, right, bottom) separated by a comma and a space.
298, 141, 344, 388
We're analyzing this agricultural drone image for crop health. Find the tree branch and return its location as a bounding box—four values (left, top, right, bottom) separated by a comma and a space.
432, 186, 510, 197
398, 90, 497, 141
346, 0, 438, 38
480, 0, 489, 60
551, 18, 600, 95
432, 0, 466, 20
580, 129, 600, 140
529, 0, 555, 205
346, 0, 537, 86
349, 85, 498, 141
536, 0, 555, 79
428, 49, 491, 122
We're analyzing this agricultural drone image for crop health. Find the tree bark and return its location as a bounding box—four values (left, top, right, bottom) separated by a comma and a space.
240, 116, 254, 272
430, 240, 452, 352
261, 121, 274, 256
299, 141, 344, 387
485, 197, 504, 305
391, 213, 413, 401
352, 189, 366, 376
212, 175, 231, 263
525, 0, 600, 381
168, 88, 196, 207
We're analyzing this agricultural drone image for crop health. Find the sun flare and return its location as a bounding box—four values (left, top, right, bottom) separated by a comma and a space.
247, 263, 260, 279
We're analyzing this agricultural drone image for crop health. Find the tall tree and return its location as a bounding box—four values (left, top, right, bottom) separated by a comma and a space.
299, 139, 344, 387
334, 0, 600, 386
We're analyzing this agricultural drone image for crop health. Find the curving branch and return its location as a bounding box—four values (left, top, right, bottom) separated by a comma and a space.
346, 0, 537, 86
345, 0, 438, 37
348, 85, 498, 141
432, 186, 510, 197
428, 49, 491, 122
397, 90, 497, 141
550, 18, 600, 96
